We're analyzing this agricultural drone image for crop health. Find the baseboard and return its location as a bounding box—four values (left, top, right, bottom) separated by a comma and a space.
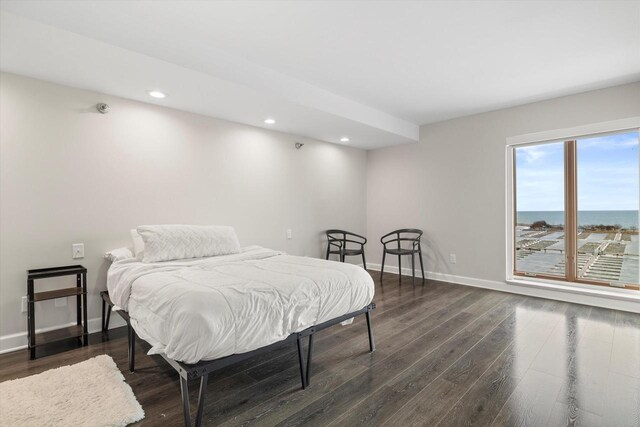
367, 263, 640, 314
0, 315, 127, 355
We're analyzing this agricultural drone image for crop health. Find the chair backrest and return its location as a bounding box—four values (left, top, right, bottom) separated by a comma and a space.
380, 228, 423, 248
326, 229, 367, 248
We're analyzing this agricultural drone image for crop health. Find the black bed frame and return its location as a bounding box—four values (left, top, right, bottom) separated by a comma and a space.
100, 291, 375, 426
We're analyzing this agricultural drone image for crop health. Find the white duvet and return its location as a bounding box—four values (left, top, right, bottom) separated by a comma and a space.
106, 246, 374, 364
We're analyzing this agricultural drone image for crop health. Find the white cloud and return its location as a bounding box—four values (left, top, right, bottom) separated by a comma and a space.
517, 145, 546, 163
578, 132, 639, 150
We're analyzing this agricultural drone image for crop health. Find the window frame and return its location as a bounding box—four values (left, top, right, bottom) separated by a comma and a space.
506, 117, 640, 291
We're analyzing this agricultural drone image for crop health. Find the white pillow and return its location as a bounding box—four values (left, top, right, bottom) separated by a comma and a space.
137, 225, 241, 262
130, 229, 145, 259
104, 247, 134, 262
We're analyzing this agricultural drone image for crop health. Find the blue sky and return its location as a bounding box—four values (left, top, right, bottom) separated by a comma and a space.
516, 131, 639, 211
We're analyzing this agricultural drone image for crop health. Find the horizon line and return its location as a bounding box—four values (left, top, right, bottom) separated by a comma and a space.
517, 209, 638, 212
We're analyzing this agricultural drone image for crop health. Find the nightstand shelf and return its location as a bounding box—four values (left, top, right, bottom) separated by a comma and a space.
33, 287, 84, 302
34, 325, 84, 347
27, 265, 88, 359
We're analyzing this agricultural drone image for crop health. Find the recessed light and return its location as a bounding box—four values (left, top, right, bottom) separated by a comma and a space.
264, 118, 276, 124
148, 91, 166, 99
340, 137, 350, 142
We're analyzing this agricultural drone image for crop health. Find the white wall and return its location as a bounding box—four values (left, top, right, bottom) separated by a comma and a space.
367, 82, 640, 310
0, 72, 367, 350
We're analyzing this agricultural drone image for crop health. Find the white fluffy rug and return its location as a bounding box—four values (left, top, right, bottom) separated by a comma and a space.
0, 354, 144, 426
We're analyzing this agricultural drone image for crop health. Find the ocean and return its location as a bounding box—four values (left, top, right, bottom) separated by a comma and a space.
517, 210, 639, 229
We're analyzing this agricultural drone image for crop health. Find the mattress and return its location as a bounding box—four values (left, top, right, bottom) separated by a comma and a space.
106, 246, 374, 363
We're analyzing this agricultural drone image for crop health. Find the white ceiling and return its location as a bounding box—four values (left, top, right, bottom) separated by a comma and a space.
1, 1, 639, 149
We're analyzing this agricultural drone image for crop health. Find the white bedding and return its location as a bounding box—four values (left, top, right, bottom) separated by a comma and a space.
106, 246, 374, 363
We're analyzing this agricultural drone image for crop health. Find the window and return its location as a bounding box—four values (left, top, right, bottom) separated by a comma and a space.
515, 141, 566, 277
509, 127, 639, 290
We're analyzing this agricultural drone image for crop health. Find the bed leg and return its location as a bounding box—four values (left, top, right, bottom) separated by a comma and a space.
366, 311, 376, 352
128, 324, 136, 373
180, 376, 192, 427
296, 336, 307, 389
195, 374, 208, 427
105, 306, 112, 331
305, 334, 314, 387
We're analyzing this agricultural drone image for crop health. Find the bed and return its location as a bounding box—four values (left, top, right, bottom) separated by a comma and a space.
103, 226, 376, 426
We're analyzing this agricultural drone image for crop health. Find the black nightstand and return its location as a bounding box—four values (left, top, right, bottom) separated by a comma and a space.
27, 265, 88, 359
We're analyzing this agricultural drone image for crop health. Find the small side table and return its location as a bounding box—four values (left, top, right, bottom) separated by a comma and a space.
27, 265, 88, 359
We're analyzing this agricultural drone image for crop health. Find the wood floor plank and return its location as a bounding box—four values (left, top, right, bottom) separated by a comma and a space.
577, 305, 617, 344
384, 295, 554, 426
529, 304, 593, 379
490, 369, 563, 427
275, 291, 515, 427
274, 311, 481, 426
434, 348, 522, 427
193, 315, 407, 425
546, 402, 603, 427
610, 311, 640, 380
331, 295, 522, 426
355, 289, 504, 368
435, 302, 593, 427
601, 372, 640, 427
219, 355, 368, 426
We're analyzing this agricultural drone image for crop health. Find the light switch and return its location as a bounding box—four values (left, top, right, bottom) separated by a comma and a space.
72, 243, 84, 259
286, 229, 293, 240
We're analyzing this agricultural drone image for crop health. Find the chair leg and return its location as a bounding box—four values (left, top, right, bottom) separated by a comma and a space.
325, 245, 330, 260
419, 249, 425, 283
398, 255, 402, 284
380, 251, 386, 282
361, 251, 367, 270
411, 252, 415, 286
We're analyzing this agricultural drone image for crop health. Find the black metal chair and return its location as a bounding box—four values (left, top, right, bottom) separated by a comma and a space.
380, 229, 425, 285
325, 229, 367, 269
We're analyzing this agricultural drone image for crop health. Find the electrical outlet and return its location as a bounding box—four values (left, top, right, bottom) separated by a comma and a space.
21, 296, 27, 313
449, 253, 457, 264
54, 297, 67, 308
72, 243, 84, 259
286, 229, 293, 240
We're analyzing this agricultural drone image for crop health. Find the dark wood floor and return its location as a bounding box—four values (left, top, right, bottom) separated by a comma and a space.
2, 272, 639, 426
